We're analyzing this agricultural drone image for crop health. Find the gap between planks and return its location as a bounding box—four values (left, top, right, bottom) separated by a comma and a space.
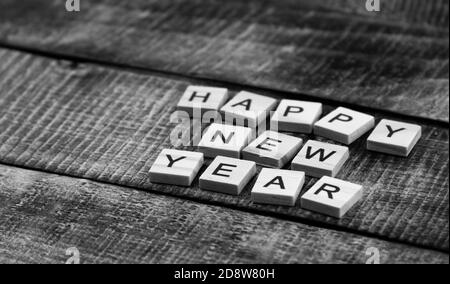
0, 41, 448, 129
0, 159, 448, 256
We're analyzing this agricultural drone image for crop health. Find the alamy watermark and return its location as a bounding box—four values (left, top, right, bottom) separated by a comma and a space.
169, 105, 282, 151
366, 0, 381, 12
66, 0, 80, 12
65, 247, 81, 264
365, 247, 381, 264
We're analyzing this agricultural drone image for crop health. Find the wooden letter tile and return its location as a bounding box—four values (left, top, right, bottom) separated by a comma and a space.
198, 123, 253, 159
314, 107, 375, 145
242, 131, 303, 168
291, 140, 349, 178
251, 169, 305, 206
270, 100, 322, 133
149, 149, 204, 186
301, 176, 363, 218
199, 156, 257, 195
367, 119, 422, 157
177, 85, 228, 118
221, 91, 278, 127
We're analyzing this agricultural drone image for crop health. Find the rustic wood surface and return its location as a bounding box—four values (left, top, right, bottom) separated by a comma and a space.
0, 164, 448, 264
0, 49, 448, 255
0, 0, 448, 121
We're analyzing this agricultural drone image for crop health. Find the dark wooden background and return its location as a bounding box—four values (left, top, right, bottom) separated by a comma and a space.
0, 0, 448, 264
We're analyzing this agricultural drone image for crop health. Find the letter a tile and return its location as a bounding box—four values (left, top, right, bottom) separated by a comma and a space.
149, 149, 204, 186
291, 140, 349, 178
221, 91, 278, 128
367, 119, 422, 157
314, 107, 375, 145
301, 176, 363, 218
198, 123, 253, 159
251, 169, 305, 206
200, 156, 257, 195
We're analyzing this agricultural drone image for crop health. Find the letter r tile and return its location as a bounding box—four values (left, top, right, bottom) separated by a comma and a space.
149, 149, 204, 186
301, 176, 363, 218
199, 156, 256, 195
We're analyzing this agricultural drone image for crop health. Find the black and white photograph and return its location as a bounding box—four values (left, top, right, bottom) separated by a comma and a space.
0, 0, 448, 268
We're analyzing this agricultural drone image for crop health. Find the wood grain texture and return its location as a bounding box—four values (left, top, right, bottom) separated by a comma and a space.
0, 0, 448, 121
0, 49, 448, 252
0, 164, 448, 264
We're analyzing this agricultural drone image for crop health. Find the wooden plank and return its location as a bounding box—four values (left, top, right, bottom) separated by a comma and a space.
0, 0, 448, 122
0, 164, 448, 264
0, 49, 448, 252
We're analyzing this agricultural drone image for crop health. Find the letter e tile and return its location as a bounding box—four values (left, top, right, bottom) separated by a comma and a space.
200, 156, 256, 195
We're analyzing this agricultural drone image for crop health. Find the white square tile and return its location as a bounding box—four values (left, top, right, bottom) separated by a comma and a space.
198, 123, 253, 159
221, 91, 278, 128
149, 149, 204, 186
270, 100, 322, 134
177, 86, 229, 119
251, 169, 305, 206
242, 131, 303, 168
314, 107, 375, 145
301, 176, 363, 218
367, 119, 422, 157
199, 156, 257, 195
291, 140, 349, 178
